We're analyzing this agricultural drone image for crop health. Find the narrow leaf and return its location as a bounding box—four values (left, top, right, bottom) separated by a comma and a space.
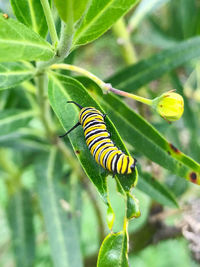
10, 0, 50, 37
73, 0, 139, 46
0, 13, 54, 62
0, 109, 35, 137
0, 62, 34, 90
6, 188, 35, 267
107, 37, 200, 92
137, 170, 178, 208
97, 231, 129, 267
35, 149, 83, 267
48, 72, 137, 202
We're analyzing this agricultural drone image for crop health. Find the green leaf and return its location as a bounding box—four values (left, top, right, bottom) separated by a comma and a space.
0, 13, 54, 62
179, 0, 197, 38
54, 0, 91, 23
6, 188, 35, 267
137, 169, 178, 208
107, 37, 200, 92
106, 204, 115, 230
35, 148, 83, 267
97, 231, 129, 267
48, 72, 137, 202
0, 62, 34, 90
10, 0, 50, 37
126, 192, 141, 219
0, 109, 35, 137
73, 0, 139, 47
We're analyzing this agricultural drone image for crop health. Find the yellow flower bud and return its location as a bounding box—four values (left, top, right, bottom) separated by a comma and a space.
153, 91, 184, 122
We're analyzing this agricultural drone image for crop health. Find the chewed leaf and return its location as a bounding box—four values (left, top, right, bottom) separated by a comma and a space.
97, 231, 129, 267
48, 72, 138, 202
126, 192, 141, 219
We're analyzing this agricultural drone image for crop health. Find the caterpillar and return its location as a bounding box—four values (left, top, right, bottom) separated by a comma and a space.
60, 101, 137, 175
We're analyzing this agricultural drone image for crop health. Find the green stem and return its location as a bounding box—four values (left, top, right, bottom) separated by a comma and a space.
107, 86, 153, 106
57, 21, 74, 58
50, 63, 153, 106
40, 0, 58, 47
36, 73, 55, 138
37, 22, 74, 72
112, 18, 137, 65
51, 63, 106, 88
37, 0, 74, 71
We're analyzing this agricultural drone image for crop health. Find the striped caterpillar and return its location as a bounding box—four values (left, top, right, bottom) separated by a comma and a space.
60, 101, 137, 175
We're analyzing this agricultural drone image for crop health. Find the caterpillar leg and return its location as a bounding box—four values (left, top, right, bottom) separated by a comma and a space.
59, 122, 81, 138
103, 113, 107, 119
112, 172, 116, 178
131, 158, 137, 171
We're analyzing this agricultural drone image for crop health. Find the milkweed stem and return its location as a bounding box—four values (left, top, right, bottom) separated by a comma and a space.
40, 0, 58, 48
50, 63, 153, 106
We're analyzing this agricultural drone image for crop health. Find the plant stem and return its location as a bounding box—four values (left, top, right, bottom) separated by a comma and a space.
40, 0, 58, 47
107, 86, 153, 106
51, 63, 106, 89
50, 63, 153, 106
57, 21, 74, 58
37, 22, 74, 72
112, 18, 137, 65
36, 73, 55, 138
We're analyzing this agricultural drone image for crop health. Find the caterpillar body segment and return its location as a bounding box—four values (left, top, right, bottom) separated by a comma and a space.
60, 101, 137, 175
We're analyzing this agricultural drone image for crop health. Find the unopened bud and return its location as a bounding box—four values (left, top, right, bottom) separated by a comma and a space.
153, 91, 184, 122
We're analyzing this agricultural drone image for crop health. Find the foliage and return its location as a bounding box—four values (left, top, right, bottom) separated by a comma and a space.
0, 0, 200, 266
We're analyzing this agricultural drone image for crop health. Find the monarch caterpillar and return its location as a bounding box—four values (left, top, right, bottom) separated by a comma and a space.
60, 101, 137, 175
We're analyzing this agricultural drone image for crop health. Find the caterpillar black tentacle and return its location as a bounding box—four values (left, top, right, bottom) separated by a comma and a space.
60, 101, 137, 175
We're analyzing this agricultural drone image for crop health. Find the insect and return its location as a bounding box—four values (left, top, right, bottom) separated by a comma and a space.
60, 101, 137, 175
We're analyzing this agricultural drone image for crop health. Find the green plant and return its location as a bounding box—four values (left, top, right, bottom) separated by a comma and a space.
0, 0, 200, 266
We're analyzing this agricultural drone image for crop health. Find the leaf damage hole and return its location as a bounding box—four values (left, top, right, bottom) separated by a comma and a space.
75, 150, 80, 154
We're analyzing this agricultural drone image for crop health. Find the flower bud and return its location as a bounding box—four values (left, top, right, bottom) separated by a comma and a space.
153, 91, 184, 122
